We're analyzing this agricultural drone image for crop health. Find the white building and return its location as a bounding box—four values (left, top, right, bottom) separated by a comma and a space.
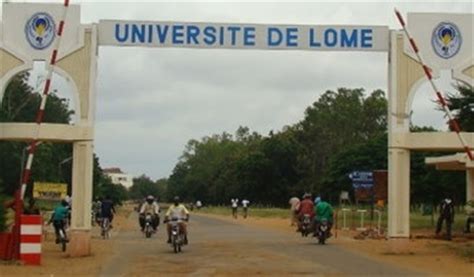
103, 168, 134, 189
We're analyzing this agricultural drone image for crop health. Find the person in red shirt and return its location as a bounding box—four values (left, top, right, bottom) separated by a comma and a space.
297, 193, 314, 231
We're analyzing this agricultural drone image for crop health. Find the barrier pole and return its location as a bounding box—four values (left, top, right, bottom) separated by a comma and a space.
13, 0, 72, 260
394, 9, 473, 161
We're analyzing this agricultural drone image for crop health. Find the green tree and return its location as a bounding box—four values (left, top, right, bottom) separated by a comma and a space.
297, 88, 387, 193
129, 175, 167, 201
0, 73, 73, 196
445, 85, 474, 132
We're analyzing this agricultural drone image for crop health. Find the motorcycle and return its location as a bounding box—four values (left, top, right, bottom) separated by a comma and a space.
315, 219, 330, 244
144, 213, 155, 238
170, 217, 186, 253
300, 214, 312, 237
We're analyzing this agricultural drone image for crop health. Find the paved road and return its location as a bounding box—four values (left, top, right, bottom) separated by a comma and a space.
101, 213, 422, 276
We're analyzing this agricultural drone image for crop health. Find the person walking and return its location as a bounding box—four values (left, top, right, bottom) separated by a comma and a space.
436, 197, 455, 240
241, 199, 250, 218
464, 200, 474, 233
231, 198, 239, 219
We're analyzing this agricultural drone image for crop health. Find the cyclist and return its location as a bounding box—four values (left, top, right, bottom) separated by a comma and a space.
48, 200, 70, 243
101, 195, 116, 228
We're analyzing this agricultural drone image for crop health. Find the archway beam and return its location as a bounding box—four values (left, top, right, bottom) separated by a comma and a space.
0, 123, 93, 141
391, 132, 474, 151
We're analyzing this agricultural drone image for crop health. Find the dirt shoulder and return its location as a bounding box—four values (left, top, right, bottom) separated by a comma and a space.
0, 206, 133, 276
195, 211, 474, 276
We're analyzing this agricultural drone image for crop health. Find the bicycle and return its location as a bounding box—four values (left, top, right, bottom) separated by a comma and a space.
101, 217, 111, 239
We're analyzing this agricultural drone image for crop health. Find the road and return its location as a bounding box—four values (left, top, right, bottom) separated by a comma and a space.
100, 213, 421, 276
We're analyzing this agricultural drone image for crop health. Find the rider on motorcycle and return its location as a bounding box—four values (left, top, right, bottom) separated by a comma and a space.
297, 193, 314, 231
164, 196, 190, 244
139, 195, 160, 231
313, 196, 334, 236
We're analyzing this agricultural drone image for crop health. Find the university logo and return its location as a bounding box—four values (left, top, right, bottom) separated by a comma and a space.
25, 12, 56, 50
431, 22, 462, 59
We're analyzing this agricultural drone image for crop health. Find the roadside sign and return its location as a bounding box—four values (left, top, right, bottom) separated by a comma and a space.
349, 171, 374, 189
33, 182, 67, 201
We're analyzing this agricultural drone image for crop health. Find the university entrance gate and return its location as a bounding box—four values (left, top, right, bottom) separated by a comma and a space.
0, 2, 473, 257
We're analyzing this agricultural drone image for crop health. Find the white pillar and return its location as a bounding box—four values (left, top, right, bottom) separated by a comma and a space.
467, 169, 474, 202
69, 141, 93, 257
388, 148, 410, 238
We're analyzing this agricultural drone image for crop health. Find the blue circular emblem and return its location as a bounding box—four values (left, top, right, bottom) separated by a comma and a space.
25, 12, 56, 50
431, 22, 462, 59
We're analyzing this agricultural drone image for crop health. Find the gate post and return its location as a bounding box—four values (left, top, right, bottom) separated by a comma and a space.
387, 148, 410, 237
69, 141, 94, 257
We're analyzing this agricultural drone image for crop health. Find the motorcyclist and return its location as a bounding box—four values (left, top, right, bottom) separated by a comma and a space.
164, 196, 190, 244
297, 193, 314, 231
139, 195, 160, 232
48, 199, 70, 243
313, 196, 334, 236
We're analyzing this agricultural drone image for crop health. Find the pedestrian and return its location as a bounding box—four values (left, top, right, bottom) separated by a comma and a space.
196, 200, 202, 210
464, 200, 474, 233
288, 196, 300, 226
231, 198, 239, 219
241, 199, 250, 218
24, 198, 40, 215
436, 197, 455, 240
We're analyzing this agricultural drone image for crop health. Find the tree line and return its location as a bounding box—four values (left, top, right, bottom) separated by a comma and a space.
166, 87, 471, 207
1, 72, 472, 211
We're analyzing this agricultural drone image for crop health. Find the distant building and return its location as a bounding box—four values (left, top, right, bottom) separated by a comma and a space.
103, 167, 133, 189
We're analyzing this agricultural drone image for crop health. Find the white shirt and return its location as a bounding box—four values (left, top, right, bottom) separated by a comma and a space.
196, 200, 202, 207
242, 200, 250, 208
231, 199, 239, 208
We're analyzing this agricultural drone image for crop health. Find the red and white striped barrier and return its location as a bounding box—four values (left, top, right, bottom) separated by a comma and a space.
394, 9, 473, 161
20, 215, 43, 265
20, 0, 72, 200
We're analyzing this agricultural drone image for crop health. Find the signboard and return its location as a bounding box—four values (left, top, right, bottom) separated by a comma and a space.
99, 20, 389, 52
33, 182, 67, 201
349, 171, 374, 189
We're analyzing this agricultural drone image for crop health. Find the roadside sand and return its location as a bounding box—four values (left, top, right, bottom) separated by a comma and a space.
0, 207, 132, 276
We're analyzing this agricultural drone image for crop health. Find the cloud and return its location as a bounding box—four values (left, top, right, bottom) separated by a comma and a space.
2, 1, 471, 179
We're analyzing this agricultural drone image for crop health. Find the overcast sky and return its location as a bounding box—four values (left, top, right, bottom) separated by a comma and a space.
1, 1, 472, 180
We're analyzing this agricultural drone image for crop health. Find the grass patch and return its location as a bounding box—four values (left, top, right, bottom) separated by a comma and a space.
197, 205, 467, 231
196, 206, 289, 219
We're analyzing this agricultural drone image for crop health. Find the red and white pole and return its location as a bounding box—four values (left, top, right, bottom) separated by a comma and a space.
13, 0, 72, 260
394, 9, 473, 161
